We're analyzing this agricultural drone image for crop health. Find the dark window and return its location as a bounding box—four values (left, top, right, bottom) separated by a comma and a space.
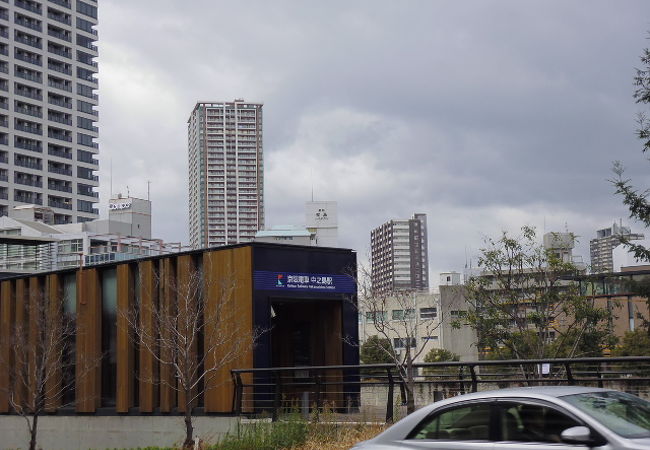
76, 1, 97, 19
101, 268, 117, 407
499, 402, 581, 443
62, 273, 76, 405
409, 403, 492, 440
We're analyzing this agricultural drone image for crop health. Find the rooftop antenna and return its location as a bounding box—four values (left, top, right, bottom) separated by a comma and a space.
147, 180, 151, 201
110, 158, 113, 198
126, 185, 130, 197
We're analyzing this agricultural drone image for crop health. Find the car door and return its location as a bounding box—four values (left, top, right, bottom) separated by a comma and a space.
495, 400, 602, 450
398, 401, 495, 449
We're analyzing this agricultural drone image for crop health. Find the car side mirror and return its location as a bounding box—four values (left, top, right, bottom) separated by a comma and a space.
560, 426, 592, 444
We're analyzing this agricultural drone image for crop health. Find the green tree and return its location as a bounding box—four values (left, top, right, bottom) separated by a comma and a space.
612, 329, 650, 356
464, 227, 614, 361
423, 348, 459, 363
359, 335, 395, 364
612, 41, 650, 337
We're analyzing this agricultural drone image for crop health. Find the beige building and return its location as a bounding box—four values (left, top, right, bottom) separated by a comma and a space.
358, 290, 478, 363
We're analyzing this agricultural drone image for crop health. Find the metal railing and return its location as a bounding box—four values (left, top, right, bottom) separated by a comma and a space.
232, 356, 650, 422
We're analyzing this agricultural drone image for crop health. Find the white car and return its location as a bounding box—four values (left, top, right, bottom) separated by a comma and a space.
351, 386, 650, 449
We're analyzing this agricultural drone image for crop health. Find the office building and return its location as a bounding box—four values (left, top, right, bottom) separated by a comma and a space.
305, 200, 338, 247
370, 213, 428, 293
590, 222, 644, 273
0, 0, 100, 224
188, 100, 263, 248
0, 197, 182, 276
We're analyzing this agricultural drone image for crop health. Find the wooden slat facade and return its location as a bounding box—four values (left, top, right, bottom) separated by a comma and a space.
203, 247, 254, 413
138, 260, 157, 413
0, 244, 354, 415
75, 269, 102, 412
116, 264, 135, 413
0, 280, 14, 412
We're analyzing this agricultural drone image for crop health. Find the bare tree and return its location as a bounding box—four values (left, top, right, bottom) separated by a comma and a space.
3, 283, 78, 450
123, 260, 259, 449
355, 265, 446, 415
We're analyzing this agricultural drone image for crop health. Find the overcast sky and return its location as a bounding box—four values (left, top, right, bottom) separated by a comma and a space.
97, 1, 650, 283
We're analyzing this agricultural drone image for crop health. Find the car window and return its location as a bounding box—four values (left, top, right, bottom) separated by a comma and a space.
409, 403, 492, 440
562, 391, 650, 438
499, 402, 581, 443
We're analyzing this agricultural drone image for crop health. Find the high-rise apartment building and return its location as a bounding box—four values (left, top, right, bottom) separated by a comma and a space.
590, 222, 644, 273
0, 0, 99, 224
188, 100, 264, 248
370, 213, 429, 293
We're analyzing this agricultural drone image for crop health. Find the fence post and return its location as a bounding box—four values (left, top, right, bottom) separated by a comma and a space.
232, 372, 243, 415
469, 365, 478, 393
458, 366, 466, 395
272, 371, 282, 422
386, 369, 394, 423
315, 371, 323, 419
564, 363, 575, 386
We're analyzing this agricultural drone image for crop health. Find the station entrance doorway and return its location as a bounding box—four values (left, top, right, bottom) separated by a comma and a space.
270, 298, 344, 408
270, 299, 343, 368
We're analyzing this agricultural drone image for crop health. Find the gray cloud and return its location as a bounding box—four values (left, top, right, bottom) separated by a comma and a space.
97, 0, 650, 281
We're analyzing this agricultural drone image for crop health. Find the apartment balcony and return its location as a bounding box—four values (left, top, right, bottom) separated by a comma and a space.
48, 130, 71, 142
15, 52, 40, 66
0, 173, 7, 182
48, 183, 72, 193
77, 189, 98, 198
48, 166, 71, 176
15, 106, 42, 118
14, 17, 41, 32
47, 113, 71, 125
0, 134, 7, 145
48, 199, 72, 210
0, 153, 6, 163
49, 0, 71, 9
15, 159, 41, 170
15, 0, 42, 15
15, 35, 41, 49
0, 191, 7, 200
48, 146, 71, 159
15, 177, 42, 188
0, 10, 7, 21
48, 63, 71, 76
47, 27, 70, 42
15, 88, 42, 101
48, 97, 71, 109
15, 70, 42, 83
48, 46, 71, 59
15, 122, 42, 135
47, 12, 70, 26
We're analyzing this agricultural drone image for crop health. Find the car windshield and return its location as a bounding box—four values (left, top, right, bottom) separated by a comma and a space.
561, 391, 650, 439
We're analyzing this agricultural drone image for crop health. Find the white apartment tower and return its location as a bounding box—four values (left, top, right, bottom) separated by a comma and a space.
0, 0, 99, 224
188, 100, 264, 248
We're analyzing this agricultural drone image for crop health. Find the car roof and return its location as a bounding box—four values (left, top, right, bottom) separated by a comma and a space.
371, 386, 616, 443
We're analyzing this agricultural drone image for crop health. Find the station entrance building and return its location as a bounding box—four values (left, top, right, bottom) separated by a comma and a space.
0, 243, 358, 414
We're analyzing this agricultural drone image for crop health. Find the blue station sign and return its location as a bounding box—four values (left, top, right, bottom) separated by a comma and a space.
254, 271, 356, 294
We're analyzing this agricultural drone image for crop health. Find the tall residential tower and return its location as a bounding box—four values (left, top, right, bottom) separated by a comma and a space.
370, 213, 429, 293
188, 100, 264, 248
0, 0, 99, 223
590, 222, 644, 273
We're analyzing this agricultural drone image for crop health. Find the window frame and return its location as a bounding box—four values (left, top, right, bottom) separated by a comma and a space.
406, 399, 499, 441
494, 397, 606, 446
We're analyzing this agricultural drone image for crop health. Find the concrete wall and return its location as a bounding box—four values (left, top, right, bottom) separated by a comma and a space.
0, 415, 239, 450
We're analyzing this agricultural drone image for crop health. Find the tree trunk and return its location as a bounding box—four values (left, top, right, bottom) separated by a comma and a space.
183, 406, 194, 449
29, 414, 38, 450
406, 357, 416, 414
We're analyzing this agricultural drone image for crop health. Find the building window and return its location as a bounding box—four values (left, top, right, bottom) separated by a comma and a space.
366, 311, 387, 323
101, 268, 117, 407
420, 307, 437, 320
393, 337, 416, 349
392, 309, 415, 320
422, 336, 438, 342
